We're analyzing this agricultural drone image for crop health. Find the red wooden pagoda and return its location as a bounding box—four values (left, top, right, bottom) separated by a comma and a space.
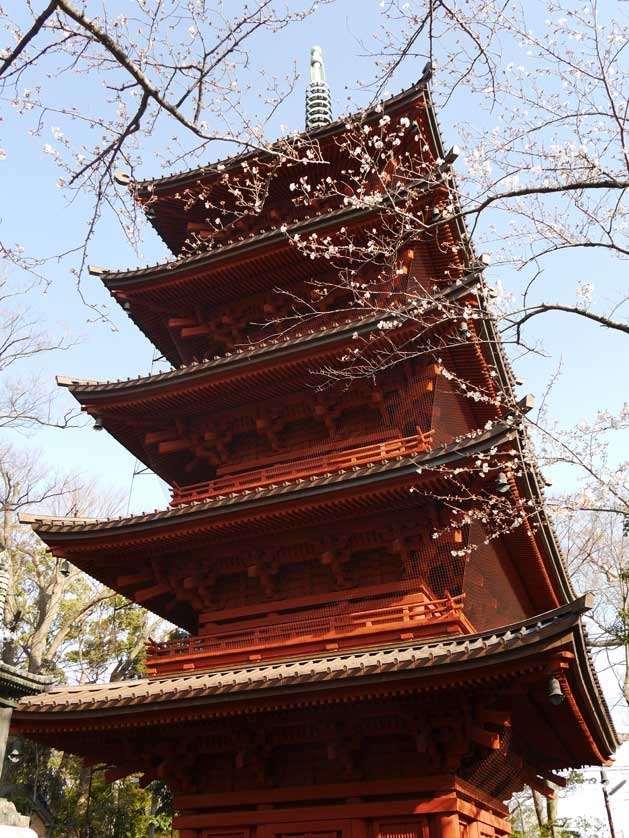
13, 54, 617, 838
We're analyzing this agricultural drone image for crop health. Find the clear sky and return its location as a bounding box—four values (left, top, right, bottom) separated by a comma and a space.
1, 2, 628, 829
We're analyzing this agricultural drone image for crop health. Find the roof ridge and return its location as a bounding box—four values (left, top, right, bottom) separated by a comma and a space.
127, 78, 430, 195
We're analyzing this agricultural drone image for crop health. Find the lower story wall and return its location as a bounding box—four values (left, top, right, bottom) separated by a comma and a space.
174, 779, 511, 838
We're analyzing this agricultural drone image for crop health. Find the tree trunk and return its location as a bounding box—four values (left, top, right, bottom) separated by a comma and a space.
0, 544, 9, 641
532, 789, 546, 832
77, 762, 92, 838
546, 790, 558, 838
148, 786, 158, 838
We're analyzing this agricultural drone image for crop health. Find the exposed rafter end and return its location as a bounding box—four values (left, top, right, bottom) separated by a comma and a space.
18, 512, 101, 525
56, 375, 90, 388
517, 394, 535, 414
114, 171, 133, 187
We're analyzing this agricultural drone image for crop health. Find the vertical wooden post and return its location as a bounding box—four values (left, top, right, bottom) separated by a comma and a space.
432, 813, 459, 838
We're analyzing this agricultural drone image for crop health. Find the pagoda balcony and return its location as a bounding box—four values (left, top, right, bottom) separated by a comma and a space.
145, 592, 473, 676
170, 431, 434, 506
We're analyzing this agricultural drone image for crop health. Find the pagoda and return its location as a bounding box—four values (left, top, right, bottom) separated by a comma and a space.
13, 50, 617, 838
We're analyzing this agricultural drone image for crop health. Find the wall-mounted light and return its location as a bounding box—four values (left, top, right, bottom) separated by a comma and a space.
458, 321, 471, 339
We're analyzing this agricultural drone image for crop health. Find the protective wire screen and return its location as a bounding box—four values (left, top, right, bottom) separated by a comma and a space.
152, 364, 531, 672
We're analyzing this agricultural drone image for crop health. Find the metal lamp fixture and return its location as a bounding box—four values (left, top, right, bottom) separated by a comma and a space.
93, 415, 103, 431
60, 559, 71, 577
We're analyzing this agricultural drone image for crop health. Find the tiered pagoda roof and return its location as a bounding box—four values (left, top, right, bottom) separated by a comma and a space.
0, 661, 52, 709
12, 597, 617, 808
126, 75, 445, 256
21, 422, 574, 630
14, 62, 617, 828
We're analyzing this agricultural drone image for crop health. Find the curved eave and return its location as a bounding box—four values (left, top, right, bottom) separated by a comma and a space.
0, 662, 53, 708
100, 202, 382, 289
55, 284, 495, 488
59, 311, 382, 404
21, 430, 520, 631
22, 424, 518, 542
103, 200, 466, 367
19, 424, 572, 631
59, 278, 480, 405
132, 79, 432, 199
12, 597, 618, 766
569, 616, 619, 761
511, 434, 577, 605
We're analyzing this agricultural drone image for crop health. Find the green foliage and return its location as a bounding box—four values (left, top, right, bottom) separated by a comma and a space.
512, 819, 604, 838
510, 778, 604, 838
6, 746, 173, 837
59, 772, 173, 838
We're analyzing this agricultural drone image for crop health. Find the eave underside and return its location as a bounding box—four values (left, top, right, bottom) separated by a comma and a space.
21, 426, 574, 631
134, 79, 433, 198
11, 601, 618, 794
58, 280, 492, 488
105, 218, 466, 368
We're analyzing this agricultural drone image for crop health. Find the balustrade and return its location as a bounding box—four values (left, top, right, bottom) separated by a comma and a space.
146, 591, 472, 676
171, 431, 434, 506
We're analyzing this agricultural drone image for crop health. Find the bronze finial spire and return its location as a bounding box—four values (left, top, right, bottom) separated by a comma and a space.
305, 45, 332, 131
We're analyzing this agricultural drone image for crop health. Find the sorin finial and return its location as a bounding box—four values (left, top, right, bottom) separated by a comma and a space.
305, 45, 332, 131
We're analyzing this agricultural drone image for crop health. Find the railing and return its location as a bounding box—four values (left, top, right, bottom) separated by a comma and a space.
171, 431, 434, 506
145, 592, 472, 676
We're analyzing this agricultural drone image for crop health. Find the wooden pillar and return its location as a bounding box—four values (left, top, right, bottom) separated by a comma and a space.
432, 813, 459, 838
